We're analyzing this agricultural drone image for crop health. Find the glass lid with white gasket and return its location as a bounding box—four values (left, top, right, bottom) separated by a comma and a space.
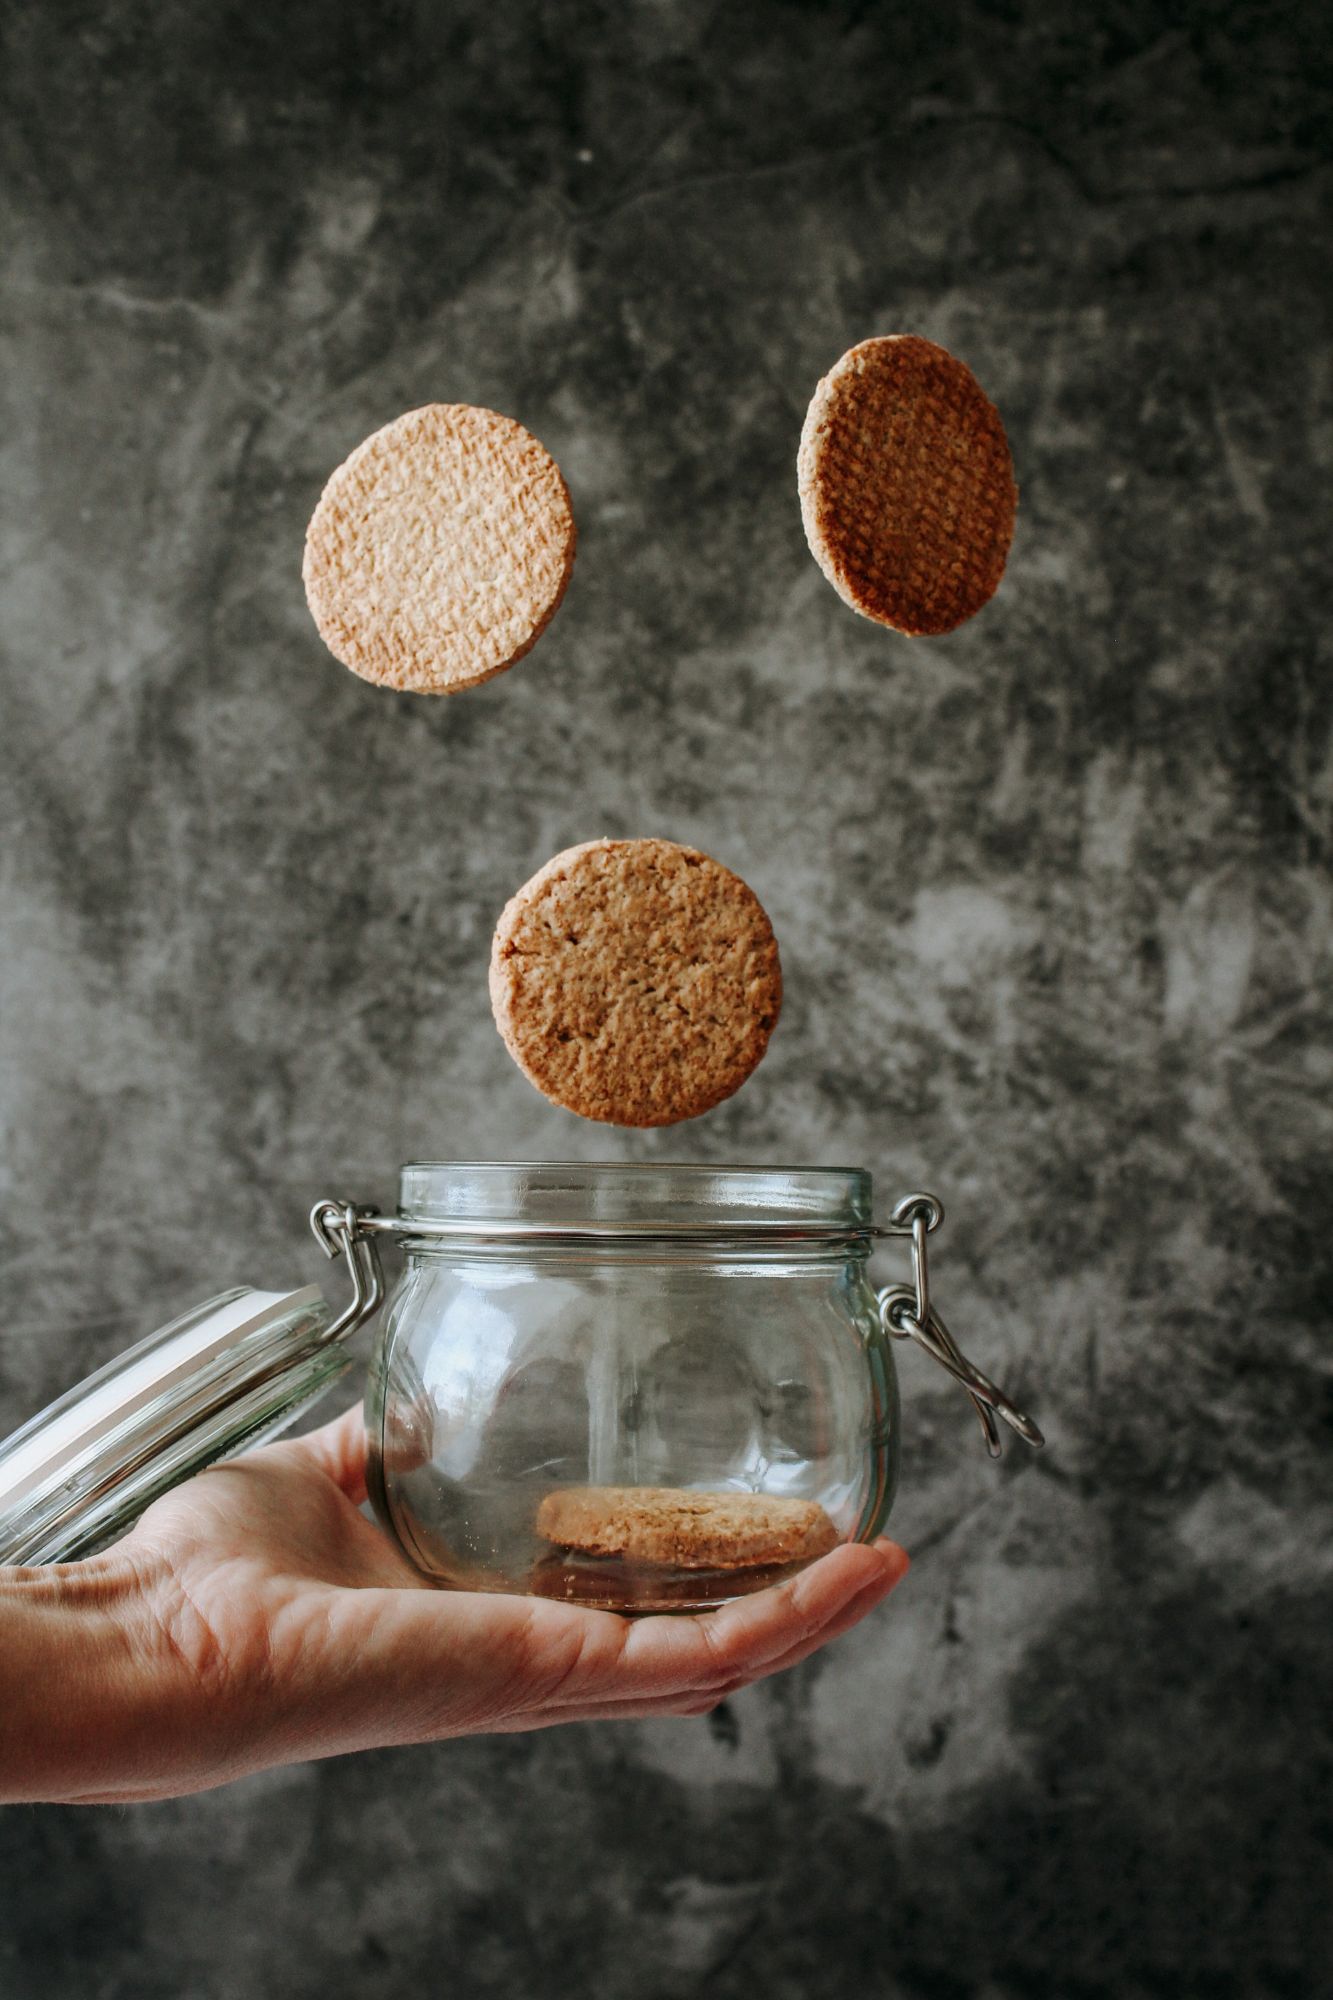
0, 1285, 355, 1567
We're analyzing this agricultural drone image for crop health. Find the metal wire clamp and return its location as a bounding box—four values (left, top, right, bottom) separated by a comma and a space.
876, 1195, 1044, 1458
309, 1190, 1044, 1459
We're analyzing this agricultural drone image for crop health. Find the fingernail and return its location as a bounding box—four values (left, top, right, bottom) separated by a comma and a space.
870, 1538, 910, 1582
838, 1550, 904, 1611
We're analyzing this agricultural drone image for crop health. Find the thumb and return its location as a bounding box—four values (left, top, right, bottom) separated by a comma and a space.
275, 1402, 371, 1504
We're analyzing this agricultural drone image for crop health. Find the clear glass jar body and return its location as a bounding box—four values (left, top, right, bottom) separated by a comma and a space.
365, 1164, 898, 1612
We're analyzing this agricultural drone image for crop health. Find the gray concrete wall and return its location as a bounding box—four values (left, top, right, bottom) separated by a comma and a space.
2, 3, 1329, 1994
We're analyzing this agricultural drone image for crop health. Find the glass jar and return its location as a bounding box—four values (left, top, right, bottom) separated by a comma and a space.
363, 1163, 897, 1611
349, 1162, 1041, 1612
0, 1160, 1042, 1601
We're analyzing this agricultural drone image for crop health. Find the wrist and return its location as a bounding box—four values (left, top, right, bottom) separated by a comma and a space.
0, 1553, 170, 1804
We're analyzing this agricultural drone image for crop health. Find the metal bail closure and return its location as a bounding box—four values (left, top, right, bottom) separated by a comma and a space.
878, 1194, 1044, 1459
309, 1198, 389, 1340
309, 1190, 1044, 1460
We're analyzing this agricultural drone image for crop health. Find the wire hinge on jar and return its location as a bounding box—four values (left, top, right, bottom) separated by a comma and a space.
309, 1199, 387, 1345
876, 1195, 1044, 1459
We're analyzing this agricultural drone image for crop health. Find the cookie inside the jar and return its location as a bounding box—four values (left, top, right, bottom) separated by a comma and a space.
531, 1485, 839, 1610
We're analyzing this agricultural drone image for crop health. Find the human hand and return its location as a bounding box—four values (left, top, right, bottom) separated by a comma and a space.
0, 1407, 908, 1804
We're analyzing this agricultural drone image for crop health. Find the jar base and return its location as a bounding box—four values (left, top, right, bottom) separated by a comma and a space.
527, 1547, 826, 1615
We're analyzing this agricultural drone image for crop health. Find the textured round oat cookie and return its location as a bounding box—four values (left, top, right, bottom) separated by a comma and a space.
303, 403, 576, 693
534, 1487, 840, 1571
798, 335, 1016, 637
489, 838, 782, 1127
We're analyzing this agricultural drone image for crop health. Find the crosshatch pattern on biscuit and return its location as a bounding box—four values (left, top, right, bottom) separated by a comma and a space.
303, 403, 576, 694
798, 335, 1016, 637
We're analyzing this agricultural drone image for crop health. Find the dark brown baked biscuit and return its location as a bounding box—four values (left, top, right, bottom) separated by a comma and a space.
534, 1486, 840, 1570
798, 335, 1016, 636
488, 837, 782, 1127
303, 403, 575, 693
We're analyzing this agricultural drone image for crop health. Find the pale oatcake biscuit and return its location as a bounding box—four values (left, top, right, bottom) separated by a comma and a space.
798, 335, 1016, 637
535, 1487, 840, 1570
303, 403, 575, 693
489, 837, 782, 1127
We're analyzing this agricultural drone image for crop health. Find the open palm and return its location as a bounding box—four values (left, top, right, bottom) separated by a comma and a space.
69, 1406, 909, 1802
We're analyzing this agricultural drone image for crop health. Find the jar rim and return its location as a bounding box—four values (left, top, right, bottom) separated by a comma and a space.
396, 1160, 873, 1233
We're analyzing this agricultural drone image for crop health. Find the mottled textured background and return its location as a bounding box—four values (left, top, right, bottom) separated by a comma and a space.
2, 1, 1330, 1994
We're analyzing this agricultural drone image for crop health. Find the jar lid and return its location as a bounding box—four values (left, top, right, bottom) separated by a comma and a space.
0, 1285, 352, 1568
